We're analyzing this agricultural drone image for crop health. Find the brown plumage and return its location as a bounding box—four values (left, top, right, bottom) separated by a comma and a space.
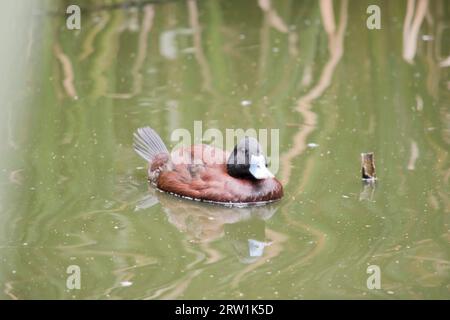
134, 127, 283, 206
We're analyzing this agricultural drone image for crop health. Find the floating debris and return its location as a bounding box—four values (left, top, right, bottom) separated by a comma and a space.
240, 100, 252, 107
361, 152, 376, 181
120, 281, 133, 287
307, 143, 319, 149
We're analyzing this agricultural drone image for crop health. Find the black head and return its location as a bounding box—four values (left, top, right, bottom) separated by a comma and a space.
226, 136, 274, 180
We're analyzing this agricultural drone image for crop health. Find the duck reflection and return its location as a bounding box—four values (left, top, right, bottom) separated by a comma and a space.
136, 187, 278, 263
224, 218, 271, 264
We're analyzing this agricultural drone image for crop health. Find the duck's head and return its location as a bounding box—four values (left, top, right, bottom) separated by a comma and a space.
226, 136, 274, 180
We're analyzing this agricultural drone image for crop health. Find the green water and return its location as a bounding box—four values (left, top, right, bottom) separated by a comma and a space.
0, 0, 449, 299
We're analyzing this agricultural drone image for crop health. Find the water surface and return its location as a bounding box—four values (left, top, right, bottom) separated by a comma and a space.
0, 0, 449, 299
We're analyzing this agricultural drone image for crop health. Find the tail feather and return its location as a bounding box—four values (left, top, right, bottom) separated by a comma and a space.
133, 127, 169, 162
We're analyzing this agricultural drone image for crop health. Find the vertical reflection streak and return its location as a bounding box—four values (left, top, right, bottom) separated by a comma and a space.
53, 43, 78, 99
280, 0, 348, 186
403, 0, 428, 64
79, 12, 109, 61
108, 5, 154, 99
188, 0, 213, 93
257, 0, 298, 60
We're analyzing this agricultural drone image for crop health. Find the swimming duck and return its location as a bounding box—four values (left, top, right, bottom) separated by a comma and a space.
133, 127, 283, 206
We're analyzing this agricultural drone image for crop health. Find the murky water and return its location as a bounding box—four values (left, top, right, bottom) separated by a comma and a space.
0, 0, 449, 299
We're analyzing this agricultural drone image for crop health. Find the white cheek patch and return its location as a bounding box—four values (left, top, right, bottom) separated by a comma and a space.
249, 155, 274, 179
250, 154, 265, 166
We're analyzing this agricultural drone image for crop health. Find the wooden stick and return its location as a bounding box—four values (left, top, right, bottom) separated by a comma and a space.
361, 152, 376, 180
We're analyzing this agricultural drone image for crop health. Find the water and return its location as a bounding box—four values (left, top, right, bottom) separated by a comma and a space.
0, 0, 449, 299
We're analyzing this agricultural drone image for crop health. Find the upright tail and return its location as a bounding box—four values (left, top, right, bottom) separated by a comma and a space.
133, 127, 169, 162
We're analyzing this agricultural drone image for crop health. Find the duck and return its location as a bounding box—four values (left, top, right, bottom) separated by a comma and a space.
133, 127, 283, 206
